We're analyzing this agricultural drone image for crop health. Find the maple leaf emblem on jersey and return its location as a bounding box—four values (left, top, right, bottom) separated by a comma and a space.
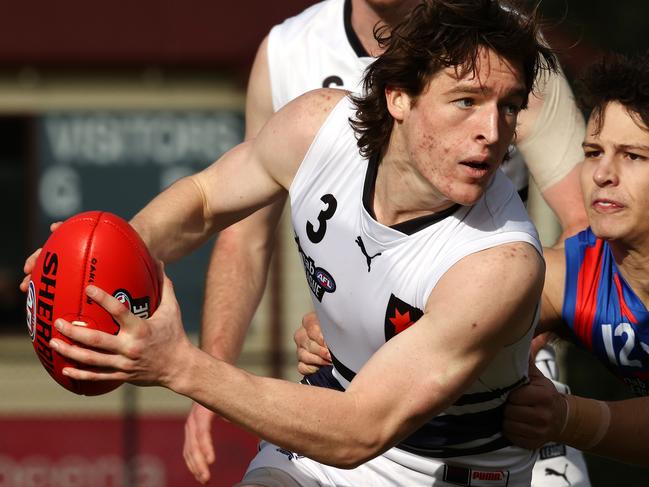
384, 294, 423, 341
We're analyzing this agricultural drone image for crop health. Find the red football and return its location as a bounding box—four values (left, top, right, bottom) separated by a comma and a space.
25, 211, 161, 395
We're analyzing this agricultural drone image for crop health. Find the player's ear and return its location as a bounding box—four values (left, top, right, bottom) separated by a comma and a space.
386, 86, 410, 122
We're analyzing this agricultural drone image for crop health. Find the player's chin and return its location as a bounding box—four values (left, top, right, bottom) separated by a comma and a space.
449, 185, 488, 206
588, 218, 629, 242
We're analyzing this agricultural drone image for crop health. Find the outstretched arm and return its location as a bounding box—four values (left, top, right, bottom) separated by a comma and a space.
51, 241, 543, 467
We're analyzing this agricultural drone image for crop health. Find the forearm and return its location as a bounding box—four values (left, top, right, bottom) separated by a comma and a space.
172, 346, 383, 469
200, 227, 275, 363
556, 395, 649, 465
199, 197, 284, 363
131, 175, 217, 263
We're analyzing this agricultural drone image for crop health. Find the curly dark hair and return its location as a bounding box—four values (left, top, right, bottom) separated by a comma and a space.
350, 0, 557, 161
577, 51, 649, 134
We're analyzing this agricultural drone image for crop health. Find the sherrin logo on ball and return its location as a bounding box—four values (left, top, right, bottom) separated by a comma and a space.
27, 211, 161, 396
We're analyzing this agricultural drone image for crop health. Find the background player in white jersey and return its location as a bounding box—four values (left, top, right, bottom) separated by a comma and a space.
185, 0, 588, 483
43, 1, 554, 485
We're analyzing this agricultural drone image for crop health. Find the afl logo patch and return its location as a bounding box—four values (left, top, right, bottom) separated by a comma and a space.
26, 281, 36, 341
315, 268, 336, 292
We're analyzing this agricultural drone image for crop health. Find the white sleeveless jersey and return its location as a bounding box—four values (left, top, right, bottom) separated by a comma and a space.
290, 96, 541, 471
267, 0, 373, 111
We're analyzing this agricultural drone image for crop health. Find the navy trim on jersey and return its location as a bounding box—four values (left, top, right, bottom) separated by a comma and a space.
453, 377, 528, 405
330, 351, 357, 383
397, 436, 511, 458
343, 0, 370, 58
400, 405, 507, 447
311, 356, 515, 458
362, 155, 461, 235
301, 365, 345, 391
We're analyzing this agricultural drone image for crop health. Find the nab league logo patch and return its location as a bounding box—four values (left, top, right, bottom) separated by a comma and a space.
384, 294, 423, 341
26, 281, 37, 341
113, 289, 151, 320
295, 236, 336, 302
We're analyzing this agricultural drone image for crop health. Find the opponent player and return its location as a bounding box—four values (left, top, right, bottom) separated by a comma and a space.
189, 0, 588, 482
503, 52, 649, 466
45, 1, 553, 485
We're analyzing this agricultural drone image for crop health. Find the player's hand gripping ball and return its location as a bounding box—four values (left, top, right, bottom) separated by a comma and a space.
25, 211, 161, 395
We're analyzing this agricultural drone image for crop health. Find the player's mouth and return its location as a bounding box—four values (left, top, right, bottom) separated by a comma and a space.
460, 159, 492, 178
592, 198, 625, 213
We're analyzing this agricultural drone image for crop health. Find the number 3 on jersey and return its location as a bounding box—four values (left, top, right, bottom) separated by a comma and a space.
307, 194, 337, 244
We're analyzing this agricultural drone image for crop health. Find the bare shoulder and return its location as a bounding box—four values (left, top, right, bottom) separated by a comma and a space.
461, 241, 544, 280
280, 88, 349, 127
257, 88, 348, 147
431, 241, 544, 310
252, 88, 349, 189
426, 241, 545, 346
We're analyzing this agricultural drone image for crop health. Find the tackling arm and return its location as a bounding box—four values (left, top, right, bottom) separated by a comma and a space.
505, 248, 649, 465
505, 363, 649, 465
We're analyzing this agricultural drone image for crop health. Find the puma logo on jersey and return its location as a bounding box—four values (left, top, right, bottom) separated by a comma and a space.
355, 236, 381, 272
545, 464, 571, 485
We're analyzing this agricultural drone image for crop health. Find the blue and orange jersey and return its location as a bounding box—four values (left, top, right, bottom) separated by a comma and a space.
563, 228, 649, 396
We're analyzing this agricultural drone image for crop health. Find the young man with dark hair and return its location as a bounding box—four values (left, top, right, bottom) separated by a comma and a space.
183, 0, 589, 483
37, 1, 554, 485
504, 52, 649, 466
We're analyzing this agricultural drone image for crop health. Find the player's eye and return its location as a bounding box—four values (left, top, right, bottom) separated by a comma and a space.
502, 103, 522, 116
453, 98, 474, 109
626, 152, 647, 161
584, 150, 602, 159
